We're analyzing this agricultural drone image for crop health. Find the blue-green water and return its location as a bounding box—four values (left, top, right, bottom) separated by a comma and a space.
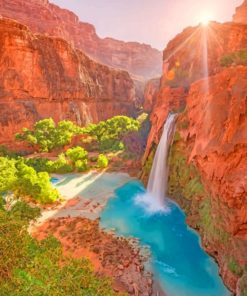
100, 180, 230, 296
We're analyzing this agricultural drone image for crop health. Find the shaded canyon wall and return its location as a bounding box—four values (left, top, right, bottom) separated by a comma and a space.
0, 18, 136, 146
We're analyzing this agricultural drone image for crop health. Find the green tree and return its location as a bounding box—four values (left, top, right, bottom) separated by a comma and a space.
84, 116, 140, 151
15, 160, 60, 204
66, 147, 88, 163
0, 203, 123, 296
0, 157, 17, 193
16, 119, 81, 152
97, 154, 109, 168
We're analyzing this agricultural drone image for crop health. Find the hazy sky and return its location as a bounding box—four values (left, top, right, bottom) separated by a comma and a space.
51, 0, 243, 50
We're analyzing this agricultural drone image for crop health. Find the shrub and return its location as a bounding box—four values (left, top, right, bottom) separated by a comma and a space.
49, 154, 73, 174
220, 49, 247, 67
84, 116, 140, 152
0, 157, 60, 204
15, 118, 81, 152
66, 146, 88, 163
0, 157, 17, 193
97, 154, 109, 168
15, 160, 60, 204
228, 258, 242, 276
0, 203, 123, 296
75, 159, 88, 172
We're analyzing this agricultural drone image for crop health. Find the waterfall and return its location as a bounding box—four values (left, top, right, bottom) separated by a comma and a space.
147, 113, 177, 206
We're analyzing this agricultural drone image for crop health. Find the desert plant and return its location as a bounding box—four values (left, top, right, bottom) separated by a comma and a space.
97, 154, 109, 168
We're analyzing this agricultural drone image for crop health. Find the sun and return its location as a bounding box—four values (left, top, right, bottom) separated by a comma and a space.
199, 13, 212, 26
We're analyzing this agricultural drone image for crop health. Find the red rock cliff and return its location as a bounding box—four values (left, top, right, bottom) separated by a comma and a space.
143, 17, 247, 294
233, 0, 247, 24
0, 0, 162, 79
0, 18, 136, 146
162, 22, 247, 86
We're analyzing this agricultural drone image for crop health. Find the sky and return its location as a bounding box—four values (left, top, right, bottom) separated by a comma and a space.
51, 0, 243, 50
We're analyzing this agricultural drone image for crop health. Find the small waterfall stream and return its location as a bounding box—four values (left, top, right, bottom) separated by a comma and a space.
147, 113, 177, 205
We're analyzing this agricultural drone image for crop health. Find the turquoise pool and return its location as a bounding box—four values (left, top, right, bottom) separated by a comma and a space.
100, 180, 230, 296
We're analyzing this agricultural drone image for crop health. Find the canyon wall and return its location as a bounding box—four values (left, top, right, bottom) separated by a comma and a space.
233, 0, 247, 24
143, 18, 247, 295
0, 0, 162, 79
0, 18, 136, 146
161, 22, 247, 87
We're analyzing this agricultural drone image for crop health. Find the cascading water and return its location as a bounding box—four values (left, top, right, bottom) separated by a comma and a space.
147, 113, 177, 204
100, 115, 229, 296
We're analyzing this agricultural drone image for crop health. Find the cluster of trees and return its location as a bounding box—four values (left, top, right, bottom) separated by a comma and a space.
16, 119, 81, 152
0, 157, 60, 204
0, 200, 123, 295
15, 116, 141, 154
81, 116, 141, 151
25, 147, 109, 174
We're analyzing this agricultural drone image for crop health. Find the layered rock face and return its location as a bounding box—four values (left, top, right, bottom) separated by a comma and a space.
233, 0, 247, 24
187, 65, 247, 268
143, 78, 160, 112
143, 16, 247, 295
0, 0, 162, 79
161, 22, 247, 86
143, 86, 187, 160
0, 18, 136, 146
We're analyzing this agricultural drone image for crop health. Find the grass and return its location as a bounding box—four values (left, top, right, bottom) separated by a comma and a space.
228, 257, 243, 276
0, 200, 125, 296
220, 49, 247, 67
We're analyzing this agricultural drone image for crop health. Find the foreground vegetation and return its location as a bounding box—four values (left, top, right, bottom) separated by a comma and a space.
0, 157, 59, 204
0, 200, 123, 296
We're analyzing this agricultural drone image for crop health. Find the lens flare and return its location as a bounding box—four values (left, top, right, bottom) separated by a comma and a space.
200, 13, 212, 26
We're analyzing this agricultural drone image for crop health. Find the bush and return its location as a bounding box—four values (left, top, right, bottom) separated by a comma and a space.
15, 118, 81, 152
48, 154, 73, 174
66, 147, 88, 163
0, 157, 17, 193
228, 258, 242, 276
0, 203, 123, 296
0, 157, 60, 204
220, 49, 247, 67
75, 159, 88, 172
97, 154, 109, 168
15, 160, 60, 204
84, 116, 140, 152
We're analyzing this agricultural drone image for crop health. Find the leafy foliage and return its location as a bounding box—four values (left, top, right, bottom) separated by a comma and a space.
16, 118, 81, 152
75, 159, 88, 172
66, 146, 88, 163
228, 258, 243, 276
220, 49, 247, 67
0, 145, 18, 158
0, 202, 123, 296
97, 154, 109, 168
0, 157, 17, 193
0, 157, 60, 204
83, 116, 140, 151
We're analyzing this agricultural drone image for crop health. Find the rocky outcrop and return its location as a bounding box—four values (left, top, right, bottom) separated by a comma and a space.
233, 0, 247, 24
143, 78, 160, 112
0, 18, 136, 146
161, 22, 247, 86
143, 13, 247, 294
0, 0, 162, 79
143, 86, 187, 160
168, 66, 247, 295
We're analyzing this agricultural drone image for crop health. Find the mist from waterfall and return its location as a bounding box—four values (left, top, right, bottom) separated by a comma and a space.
135, 113, 177, 213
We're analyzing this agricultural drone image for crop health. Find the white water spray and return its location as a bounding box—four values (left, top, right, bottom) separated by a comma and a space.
147, 113, 177, 204
135, 113, 177, 213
